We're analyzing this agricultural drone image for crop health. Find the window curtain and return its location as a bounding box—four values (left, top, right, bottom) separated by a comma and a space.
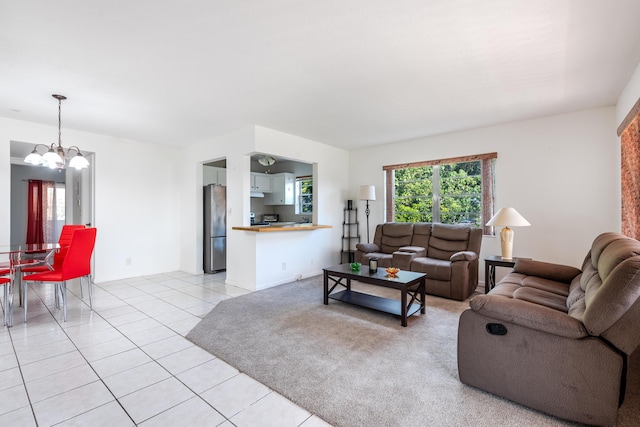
618, 99, 640, 239
482, 157, 495, 236
621, 111, 640, 239
26, 180, 55, 244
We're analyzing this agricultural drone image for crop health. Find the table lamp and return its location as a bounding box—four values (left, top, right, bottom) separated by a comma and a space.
486, 207, 530, 260
359, 185, 376, 243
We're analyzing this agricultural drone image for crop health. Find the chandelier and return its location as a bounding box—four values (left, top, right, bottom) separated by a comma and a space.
24, 94, 90, 170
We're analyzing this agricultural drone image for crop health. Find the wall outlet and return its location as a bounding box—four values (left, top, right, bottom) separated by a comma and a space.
282, 262, 286, 270
125, 257, 132, 266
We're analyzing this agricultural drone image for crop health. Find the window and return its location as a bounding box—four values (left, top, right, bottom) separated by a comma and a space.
295, 176, 313, 214
384, 153, 496, 234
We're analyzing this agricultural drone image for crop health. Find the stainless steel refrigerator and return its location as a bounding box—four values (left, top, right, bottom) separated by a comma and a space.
204, 184, 226, 273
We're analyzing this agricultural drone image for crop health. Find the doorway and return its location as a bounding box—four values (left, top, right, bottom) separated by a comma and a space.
9, 141, 94, 245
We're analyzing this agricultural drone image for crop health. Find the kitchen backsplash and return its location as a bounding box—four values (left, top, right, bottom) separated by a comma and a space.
250, 200, 309, 223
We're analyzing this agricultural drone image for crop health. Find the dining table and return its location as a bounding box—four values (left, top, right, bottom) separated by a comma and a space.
0, 242, 59, 327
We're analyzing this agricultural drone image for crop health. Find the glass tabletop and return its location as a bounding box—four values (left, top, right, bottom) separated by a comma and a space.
0, 243, 60, 254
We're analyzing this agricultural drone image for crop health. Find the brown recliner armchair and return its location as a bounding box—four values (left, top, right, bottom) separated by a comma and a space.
457, 232, 640, 425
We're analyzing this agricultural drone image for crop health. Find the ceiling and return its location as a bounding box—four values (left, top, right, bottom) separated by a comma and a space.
2, 0, 640, 154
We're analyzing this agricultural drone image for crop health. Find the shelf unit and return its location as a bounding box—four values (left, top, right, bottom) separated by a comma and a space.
341, 206, 360, 263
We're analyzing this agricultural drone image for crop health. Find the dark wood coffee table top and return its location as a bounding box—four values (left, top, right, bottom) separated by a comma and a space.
323, 264, 425, 289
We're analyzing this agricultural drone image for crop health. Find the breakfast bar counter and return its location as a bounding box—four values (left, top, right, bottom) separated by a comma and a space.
233, 224, 332, 232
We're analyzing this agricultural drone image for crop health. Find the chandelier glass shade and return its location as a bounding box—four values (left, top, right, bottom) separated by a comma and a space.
258, 155, 276, 166
24, 94, 90, 170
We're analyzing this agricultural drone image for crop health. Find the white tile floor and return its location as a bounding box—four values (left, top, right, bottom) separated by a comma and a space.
0, 272, 332, 427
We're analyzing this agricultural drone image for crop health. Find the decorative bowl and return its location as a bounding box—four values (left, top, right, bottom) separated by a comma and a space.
385, 267, 400, 277
350, 262, 361, 271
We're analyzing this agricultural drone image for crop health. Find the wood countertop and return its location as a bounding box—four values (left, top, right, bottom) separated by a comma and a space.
232, 224, 332, 232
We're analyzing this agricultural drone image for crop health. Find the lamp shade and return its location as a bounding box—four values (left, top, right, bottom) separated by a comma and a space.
486, 207, 530, 227
359, 185, 376, 201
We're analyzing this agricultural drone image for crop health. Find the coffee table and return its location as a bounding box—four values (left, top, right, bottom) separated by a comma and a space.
323, 264, 426, 327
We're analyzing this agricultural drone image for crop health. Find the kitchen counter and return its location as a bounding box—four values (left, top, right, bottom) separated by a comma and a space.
233, 224, 332, 232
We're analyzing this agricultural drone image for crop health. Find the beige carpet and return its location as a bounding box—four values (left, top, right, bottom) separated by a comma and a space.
187, 276, 639, 427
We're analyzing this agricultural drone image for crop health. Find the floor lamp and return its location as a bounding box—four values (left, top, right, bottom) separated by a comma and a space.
359, 185, 376, 243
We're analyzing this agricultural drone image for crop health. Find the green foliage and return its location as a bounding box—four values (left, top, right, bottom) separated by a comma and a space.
394, 161, 482, 227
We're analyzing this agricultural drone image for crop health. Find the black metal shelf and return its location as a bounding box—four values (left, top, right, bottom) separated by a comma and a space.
341, 205, 359, 263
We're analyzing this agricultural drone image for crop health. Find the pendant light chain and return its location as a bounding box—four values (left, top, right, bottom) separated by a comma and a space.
58, 96, 62, 147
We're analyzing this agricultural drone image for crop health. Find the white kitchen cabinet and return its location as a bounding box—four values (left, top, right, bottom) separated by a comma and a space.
204, 166, 226, 186
265, 173, 295, 205
251, 173, 272, 192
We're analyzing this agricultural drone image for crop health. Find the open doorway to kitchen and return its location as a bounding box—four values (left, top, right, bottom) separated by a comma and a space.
203, 158, 227, 274
9, 140, 95, 246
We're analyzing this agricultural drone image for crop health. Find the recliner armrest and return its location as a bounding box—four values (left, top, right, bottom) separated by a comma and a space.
392, 251, 416, 270
469, 294, 588, 339
356, 243, 379, 253
513, 259, 581, 284
450, 251, 477, 262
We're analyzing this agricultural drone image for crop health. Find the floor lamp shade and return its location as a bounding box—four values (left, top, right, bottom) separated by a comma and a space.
486, 207, 530, 260
359, 185, 376, 243
358, 185, 376, 201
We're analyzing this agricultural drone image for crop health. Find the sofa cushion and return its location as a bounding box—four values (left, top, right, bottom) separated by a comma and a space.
589, 232, 624, 269
410, 257, 451, 281
427, 223, 472, 260
488, 272, 569, 312
410, 223, 432, 248
513, 287, 568, 313
513, 259, 580, 284
596, 238, 640, 282
566, 275, 586, 318
380, 223, 414, 253
520, 276, 570, 297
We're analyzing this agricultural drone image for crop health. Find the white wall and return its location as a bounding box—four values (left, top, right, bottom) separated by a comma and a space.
0, 117, 181, 283
617, 62, 640, 126
349, 107, 620, 278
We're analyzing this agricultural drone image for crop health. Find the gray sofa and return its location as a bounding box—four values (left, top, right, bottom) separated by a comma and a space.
457, 232, 640, 425
355, 222, 482, 300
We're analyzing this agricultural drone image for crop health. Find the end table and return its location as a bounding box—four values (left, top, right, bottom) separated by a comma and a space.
484, 255, 531, 294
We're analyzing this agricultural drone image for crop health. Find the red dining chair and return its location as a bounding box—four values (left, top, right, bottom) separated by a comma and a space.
23, 228, 97, 322
22, 225, 86, 273
20, 225, 86, 304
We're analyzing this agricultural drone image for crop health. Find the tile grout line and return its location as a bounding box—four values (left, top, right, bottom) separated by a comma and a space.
12, 280, 137, 426
13, 276, 236, 426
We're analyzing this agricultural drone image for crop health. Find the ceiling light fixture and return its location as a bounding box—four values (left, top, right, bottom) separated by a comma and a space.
24, 94, 90, 170
258, 155, 276, 166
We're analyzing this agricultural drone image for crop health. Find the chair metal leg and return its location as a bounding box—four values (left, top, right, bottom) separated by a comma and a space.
54, 283, 60, 308
86, 275, 93, 309
61, 281, 67, 322
7, 278, 13, 328
2, 285, 7, 326
23, 279, 27, 323
79, 276, 84, 299
17, 272, 22, 307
